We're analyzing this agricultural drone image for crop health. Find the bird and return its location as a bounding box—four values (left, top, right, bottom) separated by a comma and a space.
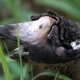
1, 10, 80, 80
0, 10, 80, 64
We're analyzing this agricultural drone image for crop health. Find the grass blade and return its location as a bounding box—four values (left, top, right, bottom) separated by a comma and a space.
32, 71, 71, 80
0, 45, 12, 80
16, 28, 23, 80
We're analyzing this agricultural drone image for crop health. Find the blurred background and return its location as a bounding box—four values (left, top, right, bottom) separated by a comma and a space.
0, 0, 80, 80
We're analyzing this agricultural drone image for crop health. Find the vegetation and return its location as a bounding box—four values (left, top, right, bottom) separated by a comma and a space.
0, 0, 80, 80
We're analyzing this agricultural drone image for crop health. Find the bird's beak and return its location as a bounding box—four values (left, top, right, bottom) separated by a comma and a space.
0, 16, 56, 45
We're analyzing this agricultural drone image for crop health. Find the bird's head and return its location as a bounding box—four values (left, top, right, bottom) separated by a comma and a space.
0, 16, 56, 46
0, 10, 80, 64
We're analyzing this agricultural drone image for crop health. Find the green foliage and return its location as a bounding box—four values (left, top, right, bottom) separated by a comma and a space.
16, 27, 23, 80
32, 71, 71, 80
0, 0, 35, 25
0, 55, 32, 80
0, 45, 12, 80
34, 0, 80, 21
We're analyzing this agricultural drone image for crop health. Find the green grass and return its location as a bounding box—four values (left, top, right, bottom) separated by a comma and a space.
0, 45, 12, 80
16, 28, 23, 80
32, 71, 71, 80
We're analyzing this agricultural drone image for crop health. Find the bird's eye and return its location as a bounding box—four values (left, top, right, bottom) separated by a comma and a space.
39, 25, 43, 29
